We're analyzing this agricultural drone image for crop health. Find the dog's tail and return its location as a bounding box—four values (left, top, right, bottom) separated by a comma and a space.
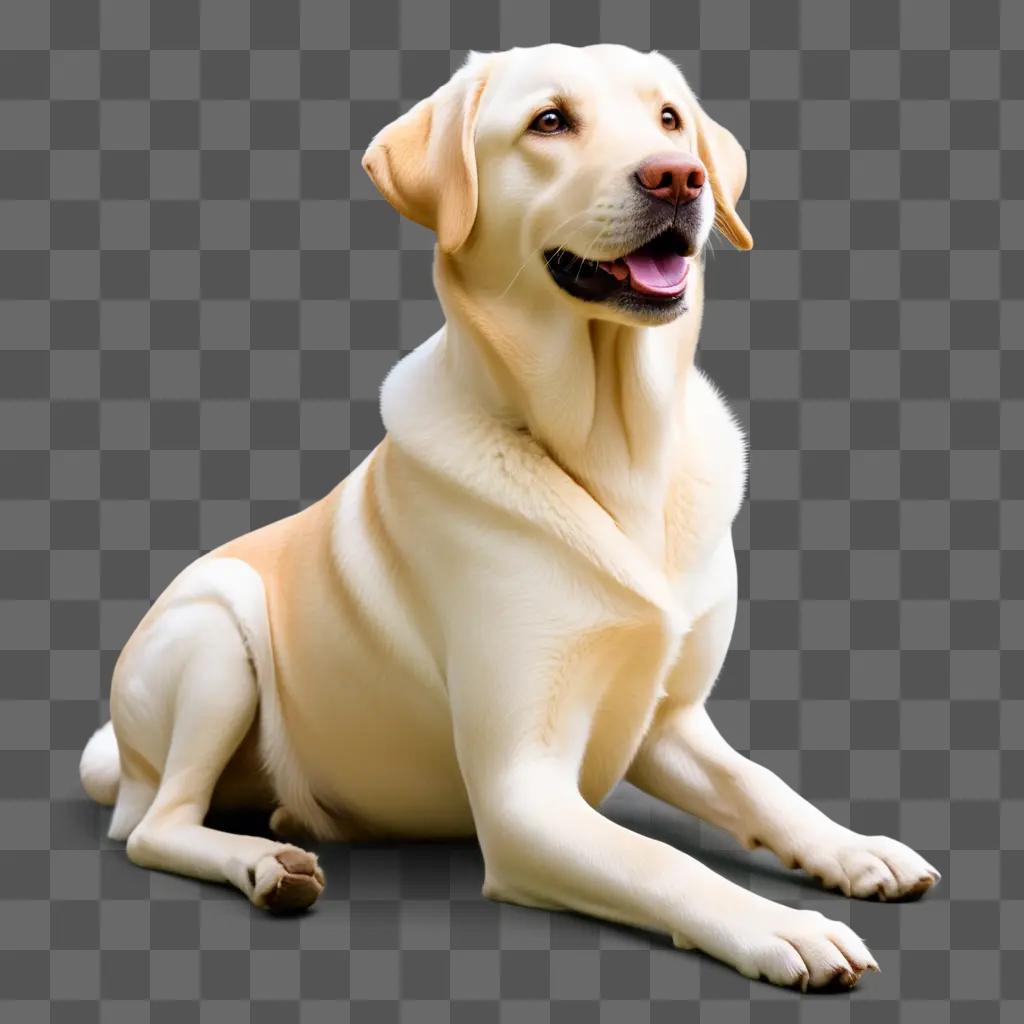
79, 720, 119, 806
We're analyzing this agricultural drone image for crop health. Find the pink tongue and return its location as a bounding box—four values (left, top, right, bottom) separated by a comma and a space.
622, 248, 689, 297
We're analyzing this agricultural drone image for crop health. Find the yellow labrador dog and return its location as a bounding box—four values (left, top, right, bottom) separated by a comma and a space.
81, 44, 938, 989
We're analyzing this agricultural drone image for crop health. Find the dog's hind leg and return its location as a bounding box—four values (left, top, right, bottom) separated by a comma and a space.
79, 717, 160, 841
109, 773, 158, 843
122, 601, 324, 912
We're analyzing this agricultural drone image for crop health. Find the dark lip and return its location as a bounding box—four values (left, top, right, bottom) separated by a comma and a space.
542, 225, 693, 307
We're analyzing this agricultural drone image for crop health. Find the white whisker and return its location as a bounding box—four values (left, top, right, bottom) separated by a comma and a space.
573, 222, 612, 283
494, 209, 593, 301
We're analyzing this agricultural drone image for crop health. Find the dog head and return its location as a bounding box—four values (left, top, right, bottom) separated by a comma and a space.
362, 44, 752, 329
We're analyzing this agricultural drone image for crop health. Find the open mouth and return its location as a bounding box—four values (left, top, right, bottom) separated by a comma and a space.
543, 227, 692, 306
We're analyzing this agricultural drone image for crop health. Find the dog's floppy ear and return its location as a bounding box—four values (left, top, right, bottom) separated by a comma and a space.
361, 54, 491, 254
685, 93, 753, 251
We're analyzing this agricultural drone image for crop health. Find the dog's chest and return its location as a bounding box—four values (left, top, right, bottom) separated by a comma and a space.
574, 572, 733, 810
549, 613, 676, 806
575, 379, 745, 801
573, 562, 726, 806
663, 372, 747, 577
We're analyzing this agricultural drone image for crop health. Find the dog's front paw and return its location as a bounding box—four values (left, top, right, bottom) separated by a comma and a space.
796, 831, 940, 901
678, 904, 878, 990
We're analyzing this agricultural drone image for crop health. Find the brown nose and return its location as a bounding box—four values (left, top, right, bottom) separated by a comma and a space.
634, 154, 706, 204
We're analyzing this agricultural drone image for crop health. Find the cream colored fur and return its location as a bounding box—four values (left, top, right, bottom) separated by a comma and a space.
80, 44, 938, 987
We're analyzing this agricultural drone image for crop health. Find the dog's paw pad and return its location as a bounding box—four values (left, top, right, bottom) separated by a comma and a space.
253, 849, 325, 913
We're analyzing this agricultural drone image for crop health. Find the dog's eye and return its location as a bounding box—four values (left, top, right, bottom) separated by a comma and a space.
529, 108, 570, 135
661, 106, 682, 131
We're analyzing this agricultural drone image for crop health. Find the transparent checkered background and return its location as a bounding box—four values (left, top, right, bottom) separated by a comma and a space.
1, 0, 1021, 1020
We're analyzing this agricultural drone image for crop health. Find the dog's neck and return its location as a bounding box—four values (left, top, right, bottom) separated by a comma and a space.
437, 259, 702, 565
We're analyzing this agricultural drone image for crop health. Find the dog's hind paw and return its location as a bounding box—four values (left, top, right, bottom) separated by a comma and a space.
251, 847, 325, 913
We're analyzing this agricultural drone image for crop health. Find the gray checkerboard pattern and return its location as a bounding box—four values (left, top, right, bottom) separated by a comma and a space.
0, 0, 1021, 1019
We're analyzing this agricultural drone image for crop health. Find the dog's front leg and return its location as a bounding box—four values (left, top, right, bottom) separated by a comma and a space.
450, 660, 876, 990
468, 757, 879, 989
628, 598, 941, 901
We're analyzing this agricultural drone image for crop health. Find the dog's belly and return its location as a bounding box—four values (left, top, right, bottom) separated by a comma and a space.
278, 667, 476, 839
270, 596, 474, 838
